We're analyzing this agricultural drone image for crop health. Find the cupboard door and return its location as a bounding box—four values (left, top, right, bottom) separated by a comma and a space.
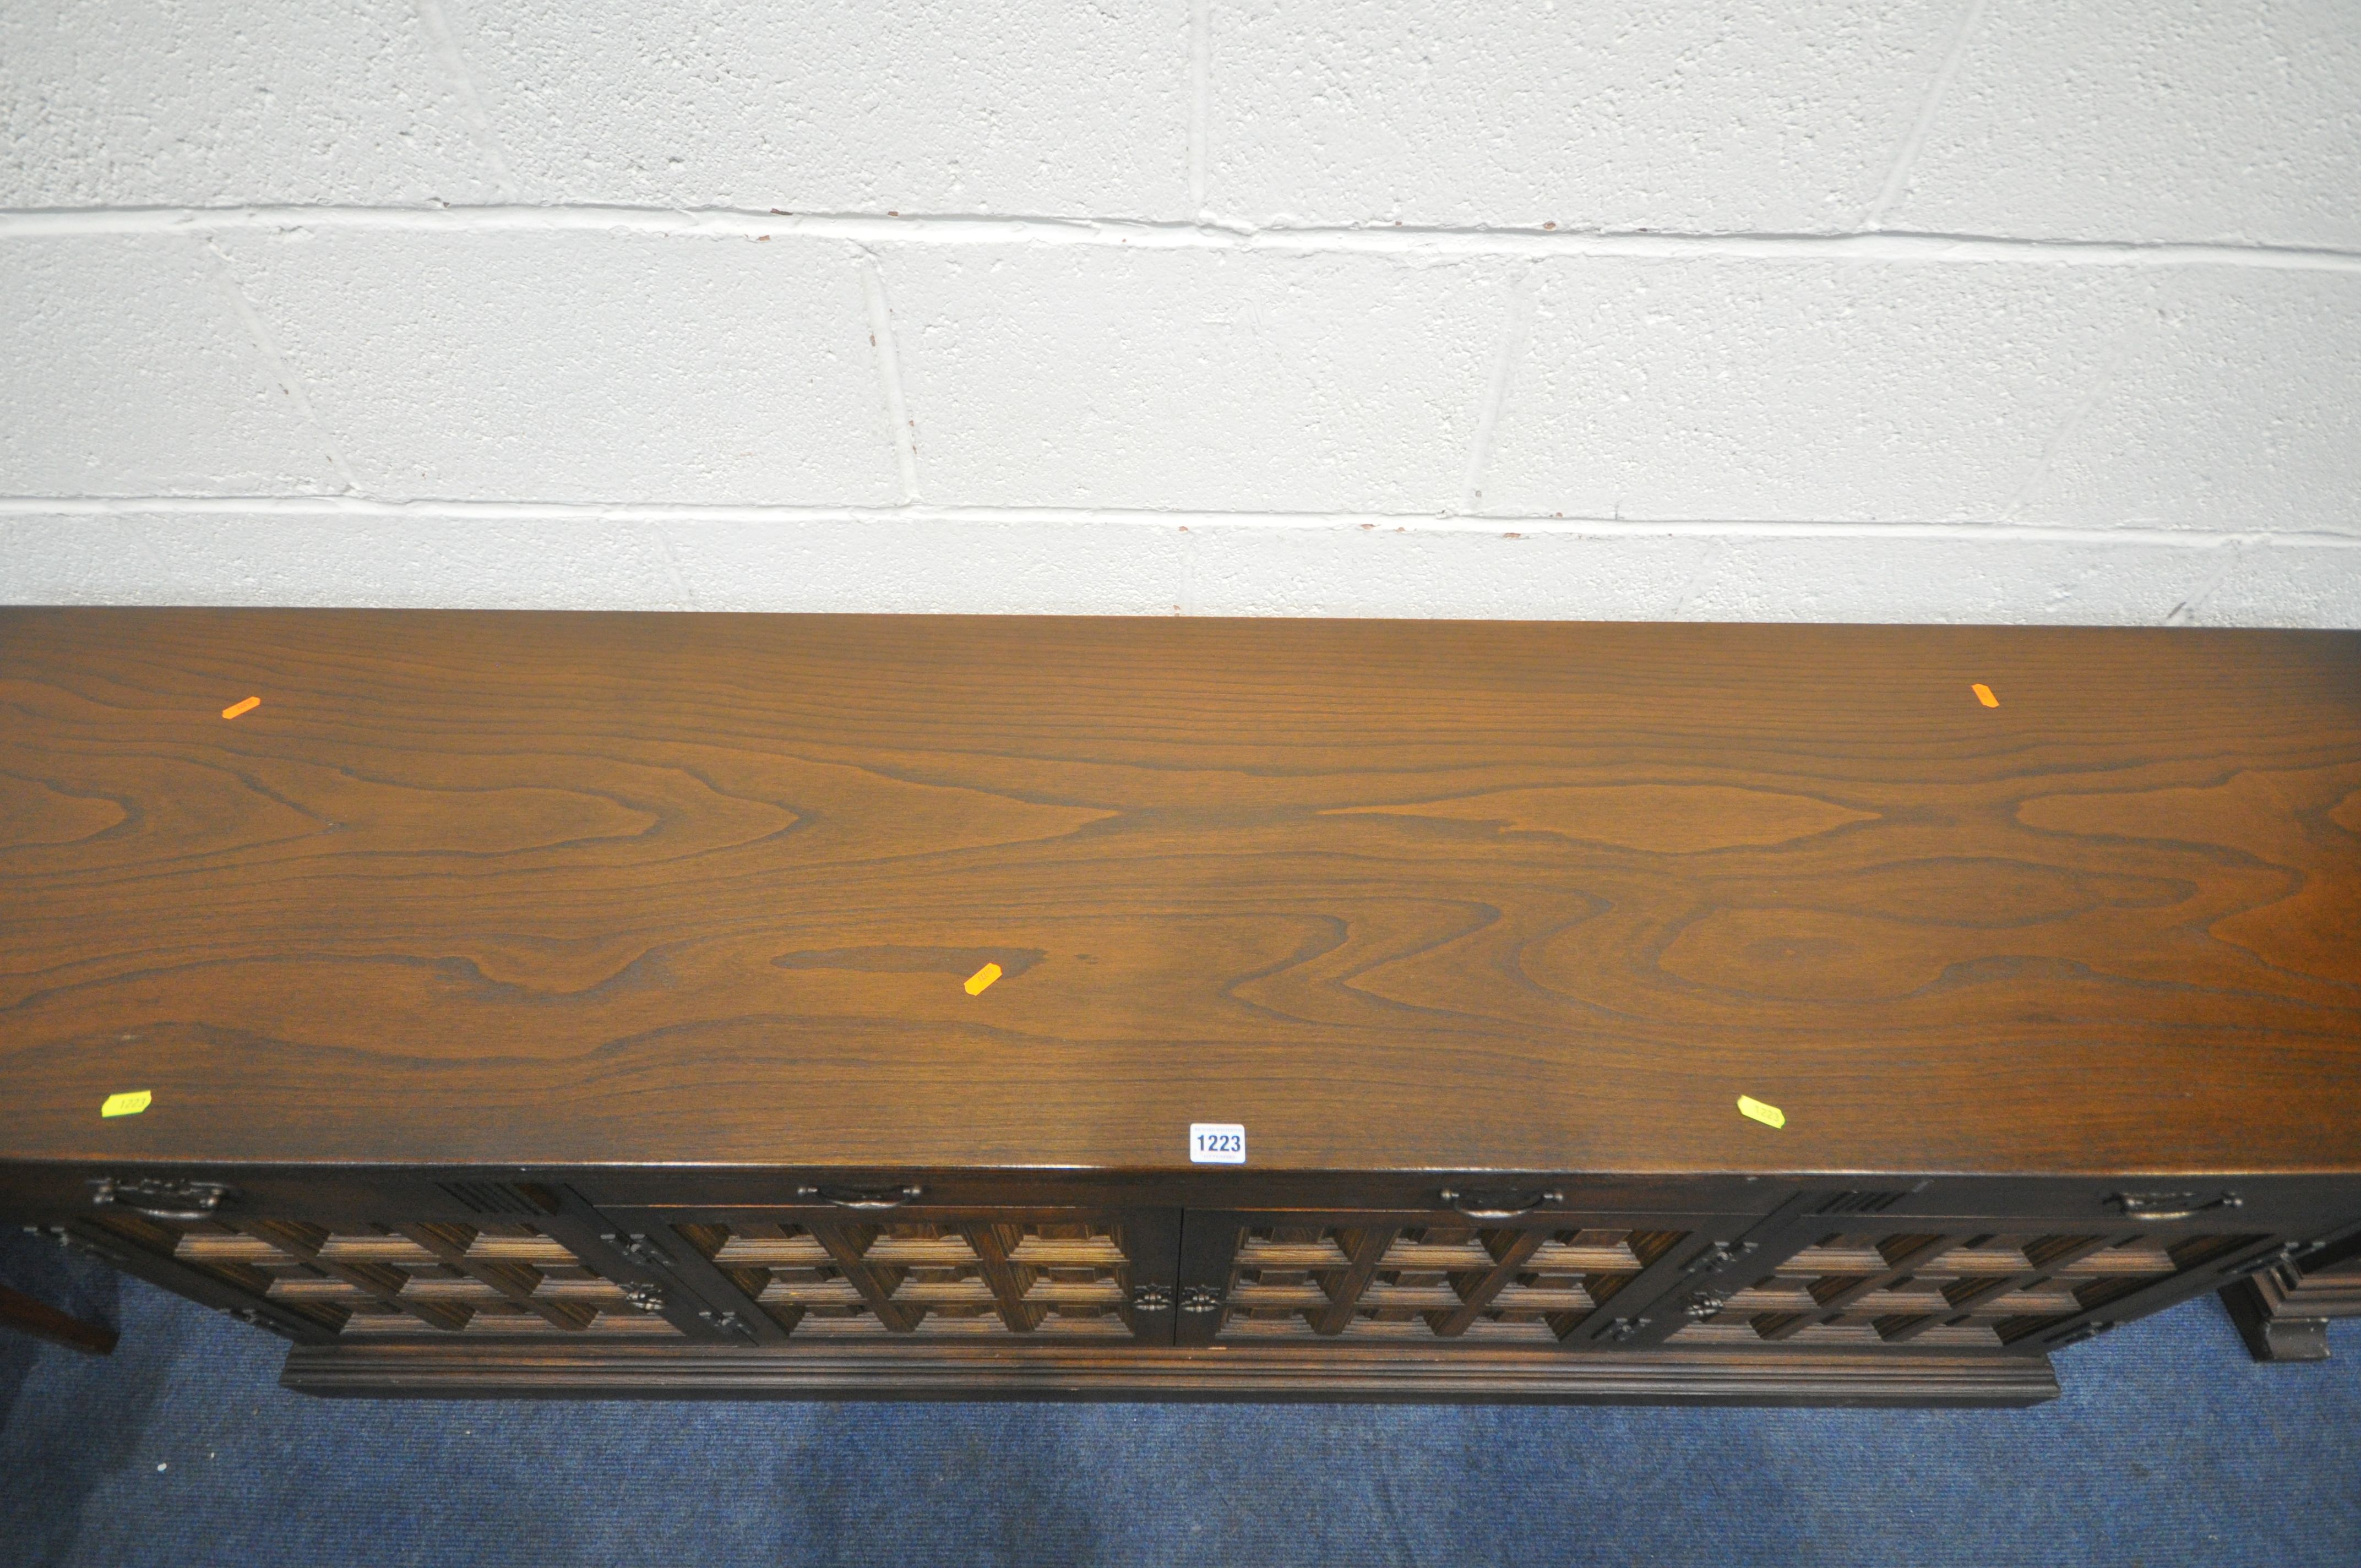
1173, 1205, 1755, 1349
594, 1199, 1182, 1347
55, 1174, 703, 1344
1657, 1197, 2319, 1355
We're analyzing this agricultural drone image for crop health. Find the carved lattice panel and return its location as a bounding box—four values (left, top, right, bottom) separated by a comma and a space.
679, 1219, 1139, 1338
81, 1212, 679, 1336
1216, 1222, 1689, 1342
1670, 1228, 2270, 1348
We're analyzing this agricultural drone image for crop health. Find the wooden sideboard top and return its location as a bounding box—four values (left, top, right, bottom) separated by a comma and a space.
4, 607, 2359, 1176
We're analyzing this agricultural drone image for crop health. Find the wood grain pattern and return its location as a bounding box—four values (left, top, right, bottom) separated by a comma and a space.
4, 608, 2360, 1174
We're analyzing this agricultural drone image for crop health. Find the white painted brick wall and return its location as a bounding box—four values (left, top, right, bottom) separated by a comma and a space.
1889, 0, 2361, 249
882, 247, 1508, 511
1206, 0, 1963, 232
3, 2, 2356, 625
444, 0, 1189, 215
2008, 269, 2361, 533
0, 237, 346, 493
208, 228, 900, 503
1477, 259, 2153, 523
1, 0, 498, 206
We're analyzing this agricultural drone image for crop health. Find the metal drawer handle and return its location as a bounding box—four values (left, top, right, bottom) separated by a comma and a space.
2107, 1190, 2242, 1222
90, 1176, 236, 1223
796, 1184, 923, 1210
1438, 1186, 1562, 1220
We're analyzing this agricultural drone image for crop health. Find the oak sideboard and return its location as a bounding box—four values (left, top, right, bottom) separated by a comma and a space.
4, 609, 2357, 1405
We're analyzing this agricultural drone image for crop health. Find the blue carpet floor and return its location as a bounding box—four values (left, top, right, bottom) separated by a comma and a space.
4, 1231, 2357, 1568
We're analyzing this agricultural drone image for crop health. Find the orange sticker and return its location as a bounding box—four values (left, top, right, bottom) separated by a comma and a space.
221, 696, 260, 720
964, 962, 1003, 996
1971, 683, 1998, 709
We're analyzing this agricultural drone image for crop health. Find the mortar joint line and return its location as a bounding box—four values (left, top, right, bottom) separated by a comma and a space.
1672, 536, 1732, 619
413, 0, 521, 201
2164, 538, 2252, 625
196, 237, 363, 495
2, 496, 2355, 552
651, 522, 700, 610
1459, 264, 1539, 515
2001, 306, 2153, 520
1865, 0, 1991, 228
6, 208, 2360, 273
855, 247, 921, 502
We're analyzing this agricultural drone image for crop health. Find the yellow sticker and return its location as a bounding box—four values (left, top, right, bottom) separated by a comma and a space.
1737, 1094, 1785, 1130
221, 696, 261, 720
1971, 683, 1998, 709
964, 962, 1003, 996
101, 1090, 153, 1119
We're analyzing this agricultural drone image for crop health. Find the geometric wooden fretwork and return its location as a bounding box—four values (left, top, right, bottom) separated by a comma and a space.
82, 1212, 679, 1337
1671, 1229, 2268, 1348
681, 1219, 1138, 1338
1218, 1223, 1689, 1342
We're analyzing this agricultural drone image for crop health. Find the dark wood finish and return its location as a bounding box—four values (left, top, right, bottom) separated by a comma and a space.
5, 609, 2360, 1173
0, 1281, 117, 1355
35, 1218, 333, 1345
388, 1222, 598, 1334
2222, 1233, 2361, 1362
1664, 1192, 2298, 1356
4, 609, 2361, 1402
39, 1179, 700, 1346
1313, 1227, 1397, 1337
1182, 1204, 1758, 1351
592, 1200, 1179, 1347
276, 1337, 2063, 1407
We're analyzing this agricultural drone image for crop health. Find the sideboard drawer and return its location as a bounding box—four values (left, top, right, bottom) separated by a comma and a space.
1834, 1178, 2354, 1233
